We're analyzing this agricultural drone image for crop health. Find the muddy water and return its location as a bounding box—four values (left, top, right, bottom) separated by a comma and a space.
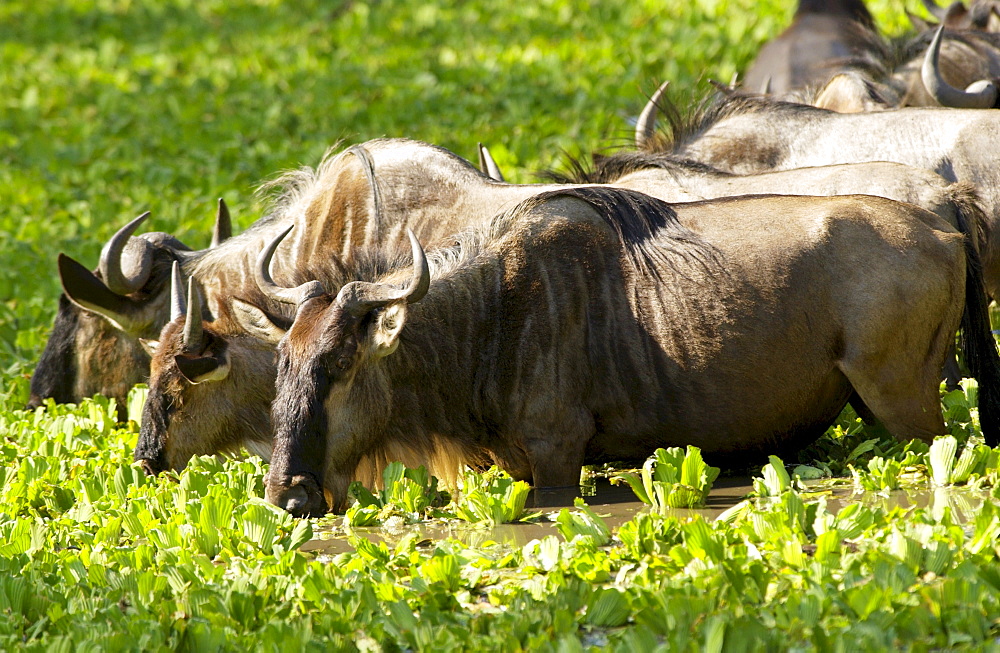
300, 477, 993, 557
301, 476, 756, 557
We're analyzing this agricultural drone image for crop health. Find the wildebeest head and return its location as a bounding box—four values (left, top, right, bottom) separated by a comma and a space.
913, 25, 1000, 108
256, 225, 429, 517
28, 201, 230, 418
134, 261, 278, 475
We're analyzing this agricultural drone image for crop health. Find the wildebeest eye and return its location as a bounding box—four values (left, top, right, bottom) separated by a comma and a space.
335, 355, 351, 370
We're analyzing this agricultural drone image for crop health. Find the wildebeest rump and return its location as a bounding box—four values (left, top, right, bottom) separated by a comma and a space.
668, 94, 1000, 299
257, 186, 998, 517
132, 138, 991, 475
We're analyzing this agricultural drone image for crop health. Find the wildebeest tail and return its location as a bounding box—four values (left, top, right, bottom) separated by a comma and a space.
951, 183, 1000, 446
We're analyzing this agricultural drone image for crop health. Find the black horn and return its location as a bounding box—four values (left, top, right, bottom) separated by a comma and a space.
99, 212, 154, 295
635, 81, 669, 150
478, 143, 505, 182
181, 277, 204, 354
336, 229, 429, 317
169, 261, 185, 323
211, 198, 232, 248
922, 25, 998, 108
254, 225, 325, 305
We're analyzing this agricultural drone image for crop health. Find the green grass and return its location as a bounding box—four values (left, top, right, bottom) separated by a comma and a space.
10, 0, 999, 649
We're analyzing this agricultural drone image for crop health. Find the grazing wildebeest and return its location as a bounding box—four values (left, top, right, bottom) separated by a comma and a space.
26, 201, 229, 418
663, 93, 1000, 298
742, 0, 887, 97
31, 139, 498, 420
130, 138, 990, 476
254, 185, 1000, 517
132, 140, 526, 476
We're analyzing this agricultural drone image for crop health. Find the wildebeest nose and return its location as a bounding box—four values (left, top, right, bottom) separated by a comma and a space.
25, 394, 43, 410
266, 478, 326, 518
281, 486, 310, 515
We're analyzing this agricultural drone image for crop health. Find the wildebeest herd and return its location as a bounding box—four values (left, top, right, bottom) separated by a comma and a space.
27, 0, 1000, 517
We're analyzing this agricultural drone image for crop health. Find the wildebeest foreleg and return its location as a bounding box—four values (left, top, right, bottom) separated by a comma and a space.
519, 410, 593, 488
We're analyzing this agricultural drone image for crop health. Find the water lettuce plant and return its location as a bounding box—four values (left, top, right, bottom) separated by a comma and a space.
345, 461, 448, 526
453, 466, 535, 524
615, 445, 720, 509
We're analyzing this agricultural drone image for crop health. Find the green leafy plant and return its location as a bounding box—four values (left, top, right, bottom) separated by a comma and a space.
344, 461, 447, 526
453, 466, 534, 524
850, 456, 903, 492
614, 445, 720, 510
753, 455, 792, 497
555, 497, 611, 546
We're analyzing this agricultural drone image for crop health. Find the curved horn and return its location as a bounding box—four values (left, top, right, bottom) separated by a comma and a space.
760, 75, 772, 95
211, 198, 232, 247
336, 229, 430, 317
478, 143, 505, 182
182, 277, 203, 354
99, 212, 154, 295
635, 81, 670, 150
254, 225, 325, 305
170, 261, 185, 323
922, 25, 998, 108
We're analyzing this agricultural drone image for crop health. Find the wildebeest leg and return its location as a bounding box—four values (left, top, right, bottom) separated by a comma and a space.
520, 410, 594, 488
841, 363, 946, 444
942, 342, 962, 390
847, 390, 876, 425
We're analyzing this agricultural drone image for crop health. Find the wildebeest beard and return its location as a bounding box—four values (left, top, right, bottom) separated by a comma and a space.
135, 379, 173, 475
28, 295, 79, 410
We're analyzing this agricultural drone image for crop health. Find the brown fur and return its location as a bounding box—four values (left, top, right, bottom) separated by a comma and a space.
266, 187, 972, 516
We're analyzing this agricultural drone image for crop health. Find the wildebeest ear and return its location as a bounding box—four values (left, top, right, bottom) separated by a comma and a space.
174, 352, 230, 384
230, 298, 287, 344
58, 253, 141, 333
371, 301, 407, 358
139, 338, 159, 357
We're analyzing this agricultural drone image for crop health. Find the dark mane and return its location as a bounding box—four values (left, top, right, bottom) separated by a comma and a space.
515, 186, 721, 281
540, 150, 728, 184
626, 90, 829, 155
899, 27, 1000, 62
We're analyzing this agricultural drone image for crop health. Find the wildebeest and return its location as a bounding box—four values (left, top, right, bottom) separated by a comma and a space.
30, 139, 498, 420
742, 0, 887, 97
132, 140, 528, 475
665, 93, 1000, 298
27, 202, 227, 418
254, 185, 1000, 517
130, 138, 990, 475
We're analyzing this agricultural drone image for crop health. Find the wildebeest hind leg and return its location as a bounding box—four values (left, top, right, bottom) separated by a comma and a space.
840, 362, 946, 444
